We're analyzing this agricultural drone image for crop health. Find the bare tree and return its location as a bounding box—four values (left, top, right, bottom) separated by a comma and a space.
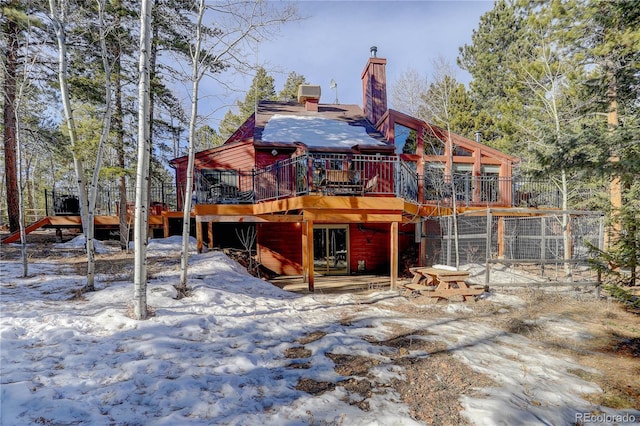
421, 57, 461, 268
48, 0, 91, 282
177, 0, 298, 290
516, 24, 587, 280
389, 67, 429, 117
48, 0, 114, 292
133, 0, 153, 320
8, 11, 45, 277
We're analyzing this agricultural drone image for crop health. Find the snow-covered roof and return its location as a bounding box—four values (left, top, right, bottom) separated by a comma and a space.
261, 114, 387, 148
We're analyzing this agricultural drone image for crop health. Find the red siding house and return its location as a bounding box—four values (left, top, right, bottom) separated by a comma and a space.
170, 49, 519, 290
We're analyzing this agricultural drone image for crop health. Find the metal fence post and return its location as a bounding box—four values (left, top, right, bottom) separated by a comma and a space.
485, 209, 492, 286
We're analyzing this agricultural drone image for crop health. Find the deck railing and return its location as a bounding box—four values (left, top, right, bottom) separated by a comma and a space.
196, 153, 417, 204
44, 183, 178, 217
194, 154, 566, 208
42, 160, 567, 217
423, 173, 563, 209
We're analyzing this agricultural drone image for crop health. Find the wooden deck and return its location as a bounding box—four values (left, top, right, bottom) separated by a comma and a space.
270, 274, 394, 294
1, 213, 177, 244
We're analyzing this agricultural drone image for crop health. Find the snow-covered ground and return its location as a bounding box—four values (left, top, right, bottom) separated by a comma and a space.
1, 236, 639, 425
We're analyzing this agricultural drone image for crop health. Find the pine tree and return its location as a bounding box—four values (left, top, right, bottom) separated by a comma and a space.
457, 0, 529, 154
278, 71, 308, 101
217, 66, 276, 141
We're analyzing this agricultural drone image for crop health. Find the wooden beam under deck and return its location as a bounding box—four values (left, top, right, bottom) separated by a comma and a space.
193, 195, 426, 224
253, 195, 408, 215
302, 211, 404, 223
193, 204, 255, 216
196, 215, 304, 223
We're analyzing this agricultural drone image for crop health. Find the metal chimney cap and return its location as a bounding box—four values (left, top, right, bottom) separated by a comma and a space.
370, 46, 377, 57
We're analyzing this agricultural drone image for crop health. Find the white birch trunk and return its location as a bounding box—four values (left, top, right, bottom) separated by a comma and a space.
84, 0, 114, 290
179, 0, 205, 289
561, 169, 571, 279
49, 0, 92, 286
133, 0, 153, 320
15, 95, 27, 277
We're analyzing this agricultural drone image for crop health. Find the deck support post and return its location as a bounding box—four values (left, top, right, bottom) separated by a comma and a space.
162, 212, 169, 238
390, 221, 398, 289
302, 220, 314, 291
419, 219, 427, 266
195, 216, 203, 253
207, 222, 213, 250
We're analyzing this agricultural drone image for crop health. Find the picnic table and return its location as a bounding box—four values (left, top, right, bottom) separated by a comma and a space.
404, 266, 485, 301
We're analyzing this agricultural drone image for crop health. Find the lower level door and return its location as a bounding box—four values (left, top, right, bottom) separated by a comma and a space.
313, 225, 349, 275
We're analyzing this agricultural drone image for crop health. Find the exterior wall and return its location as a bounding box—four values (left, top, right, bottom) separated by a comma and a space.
348, 223, 390, 274
349, 222, 416, 275
255, 149, 292, 169
257, 222, 303, 275
196, 140, 256, 171
256, 222, 416, 277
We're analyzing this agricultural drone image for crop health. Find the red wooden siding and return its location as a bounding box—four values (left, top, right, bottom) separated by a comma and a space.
257, 223, 303, 275
255, 222, 418, 276
195, 141, 255, 171
348, 223, 417, 275
348, 223, 390, 274
361, 56, 388, 127
255, 150, 292, 169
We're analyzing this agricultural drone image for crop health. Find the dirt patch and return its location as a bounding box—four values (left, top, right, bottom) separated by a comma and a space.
285, 346, 312, 359
295, 378, 335, 395
338, 378, 374, 411
297, 331, 327, 345
326, 353, 382, 377
290, 327, 497, 425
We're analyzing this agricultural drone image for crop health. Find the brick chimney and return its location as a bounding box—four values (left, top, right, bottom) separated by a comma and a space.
361, 46, 387, 126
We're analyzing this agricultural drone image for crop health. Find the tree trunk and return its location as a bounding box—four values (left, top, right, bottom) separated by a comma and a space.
114, 55, 128, 251
133, 0, 153, 320
112, 0, 129, 252
85, 0, 114, 292
15, 86, 28, 277
179, 0, 205, 289
49, 0, 93, 291
560, 168, 572, 280
3, 16, 20, 233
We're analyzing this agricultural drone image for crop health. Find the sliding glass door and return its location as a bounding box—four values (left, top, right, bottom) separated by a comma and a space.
313, 225, 349, 275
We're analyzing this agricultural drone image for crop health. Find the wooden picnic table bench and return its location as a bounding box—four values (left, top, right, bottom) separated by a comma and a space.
405, 266, 485, 301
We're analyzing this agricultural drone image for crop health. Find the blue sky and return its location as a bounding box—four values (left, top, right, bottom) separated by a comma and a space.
197, 0, 494, 131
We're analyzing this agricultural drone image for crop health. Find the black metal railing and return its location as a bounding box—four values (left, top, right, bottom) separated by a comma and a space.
45, 182, 178, 217
422, 172, 564, 209
194, 154, 568, 208
195, 153, 418, 204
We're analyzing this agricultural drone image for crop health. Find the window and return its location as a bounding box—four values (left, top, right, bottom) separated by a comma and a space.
453, 145, 473, 157
394, 123, 417, 154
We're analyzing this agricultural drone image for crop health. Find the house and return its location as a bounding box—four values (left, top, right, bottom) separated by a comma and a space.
169, 48, 520, 290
